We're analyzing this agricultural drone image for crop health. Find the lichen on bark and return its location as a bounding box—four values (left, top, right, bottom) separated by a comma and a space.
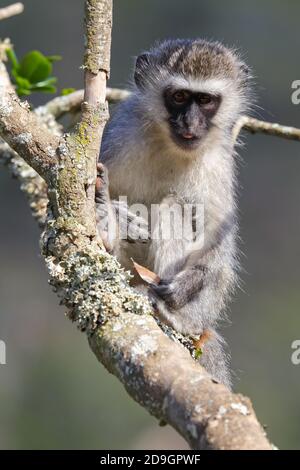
42, 222, 153, 333
84, 0, 112, 75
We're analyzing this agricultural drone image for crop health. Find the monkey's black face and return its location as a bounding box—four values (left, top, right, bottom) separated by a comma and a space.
163, 87, 221, 150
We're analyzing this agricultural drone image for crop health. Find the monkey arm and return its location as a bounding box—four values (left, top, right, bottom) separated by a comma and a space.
95, 163, 117, 252
149, 217, 237, 335
150, 265, 207, 310
95, 164, 150, 252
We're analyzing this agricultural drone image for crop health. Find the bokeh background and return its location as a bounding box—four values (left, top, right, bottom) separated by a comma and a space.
0, 0, 300, 449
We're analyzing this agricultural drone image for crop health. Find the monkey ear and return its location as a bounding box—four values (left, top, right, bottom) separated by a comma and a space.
240, 63, 249, 75
134, 53, 152, 90
238, 62, 251, 84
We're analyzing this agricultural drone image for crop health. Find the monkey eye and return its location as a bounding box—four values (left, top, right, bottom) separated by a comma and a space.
172, 90, 190, 104
197, 93, 213, 105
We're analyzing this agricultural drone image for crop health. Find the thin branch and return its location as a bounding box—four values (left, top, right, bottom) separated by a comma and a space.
40, 88, 130, 119
105, 87, 131, 103
83, 0, 112, 103
233, 115, 300, 142
0, 2, 23, 21
75, 0, 113, 228
42, 90, 84, 119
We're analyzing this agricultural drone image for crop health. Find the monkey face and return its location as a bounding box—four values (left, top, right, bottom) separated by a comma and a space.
133, 39, 251, 152
163, 87, 221, 150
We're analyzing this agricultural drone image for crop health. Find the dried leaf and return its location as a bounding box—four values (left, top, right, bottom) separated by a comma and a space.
132, 259, 160, 285
192, 329, 213, 350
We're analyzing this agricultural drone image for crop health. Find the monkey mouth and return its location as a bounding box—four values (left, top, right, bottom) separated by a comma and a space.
171, 130, 202, 150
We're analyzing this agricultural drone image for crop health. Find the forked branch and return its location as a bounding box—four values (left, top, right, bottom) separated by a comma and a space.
0, 2, 23, 21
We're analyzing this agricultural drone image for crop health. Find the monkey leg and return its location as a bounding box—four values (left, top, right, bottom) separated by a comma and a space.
198, 328, 232, 389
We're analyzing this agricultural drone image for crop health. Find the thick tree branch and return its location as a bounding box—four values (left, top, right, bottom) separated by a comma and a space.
0, 60, 13, 89
0, 142, 48, 226
0, 88, 59, 181
90, 311, 272, 450
0, 0, 275, 450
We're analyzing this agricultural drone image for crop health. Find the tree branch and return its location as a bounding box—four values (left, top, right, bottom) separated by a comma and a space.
0, 141, 48, 226
0, 88, 59, 181
78, 0, 112, 229
39, 88, 130, 120
233, 115, 300, 142
0, 0, 274, 450
90, 310, 272, 450
0, 2, 23, 21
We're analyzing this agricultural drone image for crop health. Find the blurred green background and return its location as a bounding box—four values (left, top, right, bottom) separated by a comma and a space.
0, 0, 300, 449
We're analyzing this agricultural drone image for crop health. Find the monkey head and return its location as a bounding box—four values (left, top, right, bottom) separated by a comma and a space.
134, 39, 251, 154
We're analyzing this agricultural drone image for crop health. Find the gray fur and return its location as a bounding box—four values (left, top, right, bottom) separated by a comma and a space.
97, 39, 251, 388
134, 39, 249, 88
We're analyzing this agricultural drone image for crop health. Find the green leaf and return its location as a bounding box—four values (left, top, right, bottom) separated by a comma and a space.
16, 87, 31, 96
14, 75, 31, 89
7, 48, 61, 96
61, 87, 76, 96
194, 348, 203, 359
18, 50, 52, 83
6, 48, 19, 70
46, 55, 62, 63
34, 77, 57, 87
30, 77, 57, 93
31, 85, 57, 94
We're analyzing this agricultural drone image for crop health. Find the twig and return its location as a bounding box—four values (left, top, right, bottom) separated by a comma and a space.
79, 0, 112, 226
106, 87, 131, 102
0, 2, 24, 21
41, 90, 84, 118
233, 115, 300, 142
40, 87, 130, 119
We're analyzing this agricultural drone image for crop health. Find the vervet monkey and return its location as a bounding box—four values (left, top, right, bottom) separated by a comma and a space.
96, 39, 250, 388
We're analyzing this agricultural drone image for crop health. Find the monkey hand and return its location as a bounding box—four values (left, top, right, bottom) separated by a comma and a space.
150, 266, 206, 311
95, 162, 109, 204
